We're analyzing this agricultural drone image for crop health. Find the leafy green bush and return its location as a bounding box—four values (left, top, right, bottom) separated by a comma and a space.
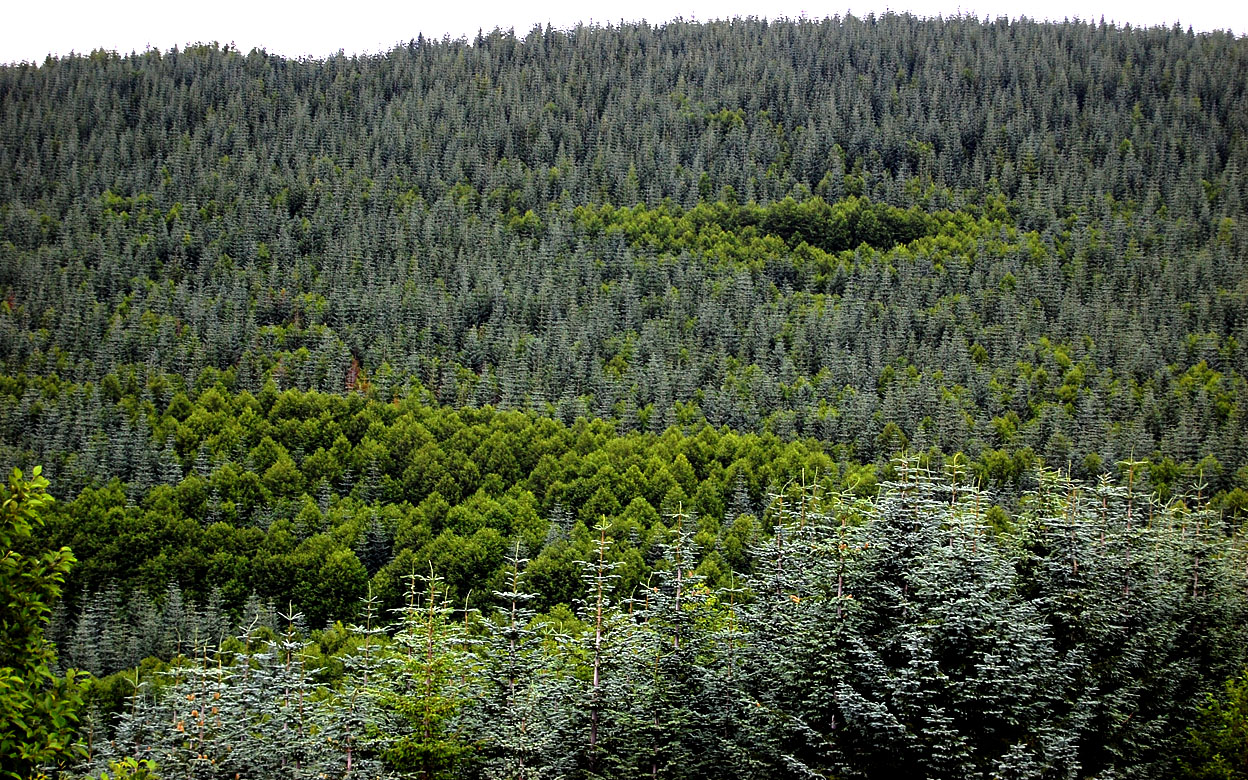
0, 466, 85, 779
1184, 670, 1248, 780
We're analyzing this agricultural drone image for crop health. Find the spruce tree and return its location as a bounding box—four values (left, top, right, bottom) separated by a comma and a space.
373, 569, 478, 779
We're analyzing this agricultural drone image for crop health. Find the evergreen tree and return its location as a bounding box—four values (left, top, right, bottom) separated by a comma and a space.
373, 569, 478, 779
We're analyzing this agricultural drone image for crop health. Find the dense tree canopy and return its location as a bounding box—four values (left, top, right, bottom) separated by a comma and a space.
1, 15, 1245, 501
0, 13, 1246, 779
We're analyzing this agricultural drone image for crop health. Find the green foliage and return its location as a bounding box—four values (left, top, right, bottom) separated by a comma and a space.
27, 389, 889, 624
91, 757, 157, 780
44, 465, 1248, 780
573, 194, 957, 267
2, 15, 1248, 778
2, 18, 1247, 510
1183, 669, 1248, 780
373, 572, 476, 779
0, 466, 85, 779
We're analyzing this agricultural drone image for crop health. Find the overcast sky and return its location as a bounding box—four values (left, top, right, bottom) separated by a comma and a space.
2, 0, 1243, 65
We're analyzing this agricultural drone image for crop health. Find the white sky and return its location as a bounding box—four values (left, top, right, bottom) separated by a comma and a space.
2, 0, 1243, 65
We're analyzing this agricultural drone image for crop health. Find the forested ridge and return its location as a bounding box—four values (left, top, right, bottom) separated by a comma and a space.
2, 14, 1248, 779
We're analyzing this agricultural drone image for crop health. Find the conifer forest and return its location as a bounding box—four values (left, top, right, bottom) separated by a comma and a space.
3, 14, 1248, 779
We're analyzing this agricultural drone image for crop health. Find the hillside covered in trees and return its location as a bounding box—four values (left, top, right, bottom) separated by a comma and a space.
2, 13, 1248, 779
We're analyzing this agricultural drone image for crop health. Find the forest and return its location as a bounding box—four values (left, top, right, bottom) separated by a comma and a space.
1, 13, 1247, 779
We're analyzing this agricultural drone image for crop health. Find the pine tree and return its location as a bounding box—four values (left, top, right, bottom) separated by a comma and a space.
555, 519, 633, 779
470, 543, 568, 779
373, 569, 478, 779
332, 588, 388, 778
